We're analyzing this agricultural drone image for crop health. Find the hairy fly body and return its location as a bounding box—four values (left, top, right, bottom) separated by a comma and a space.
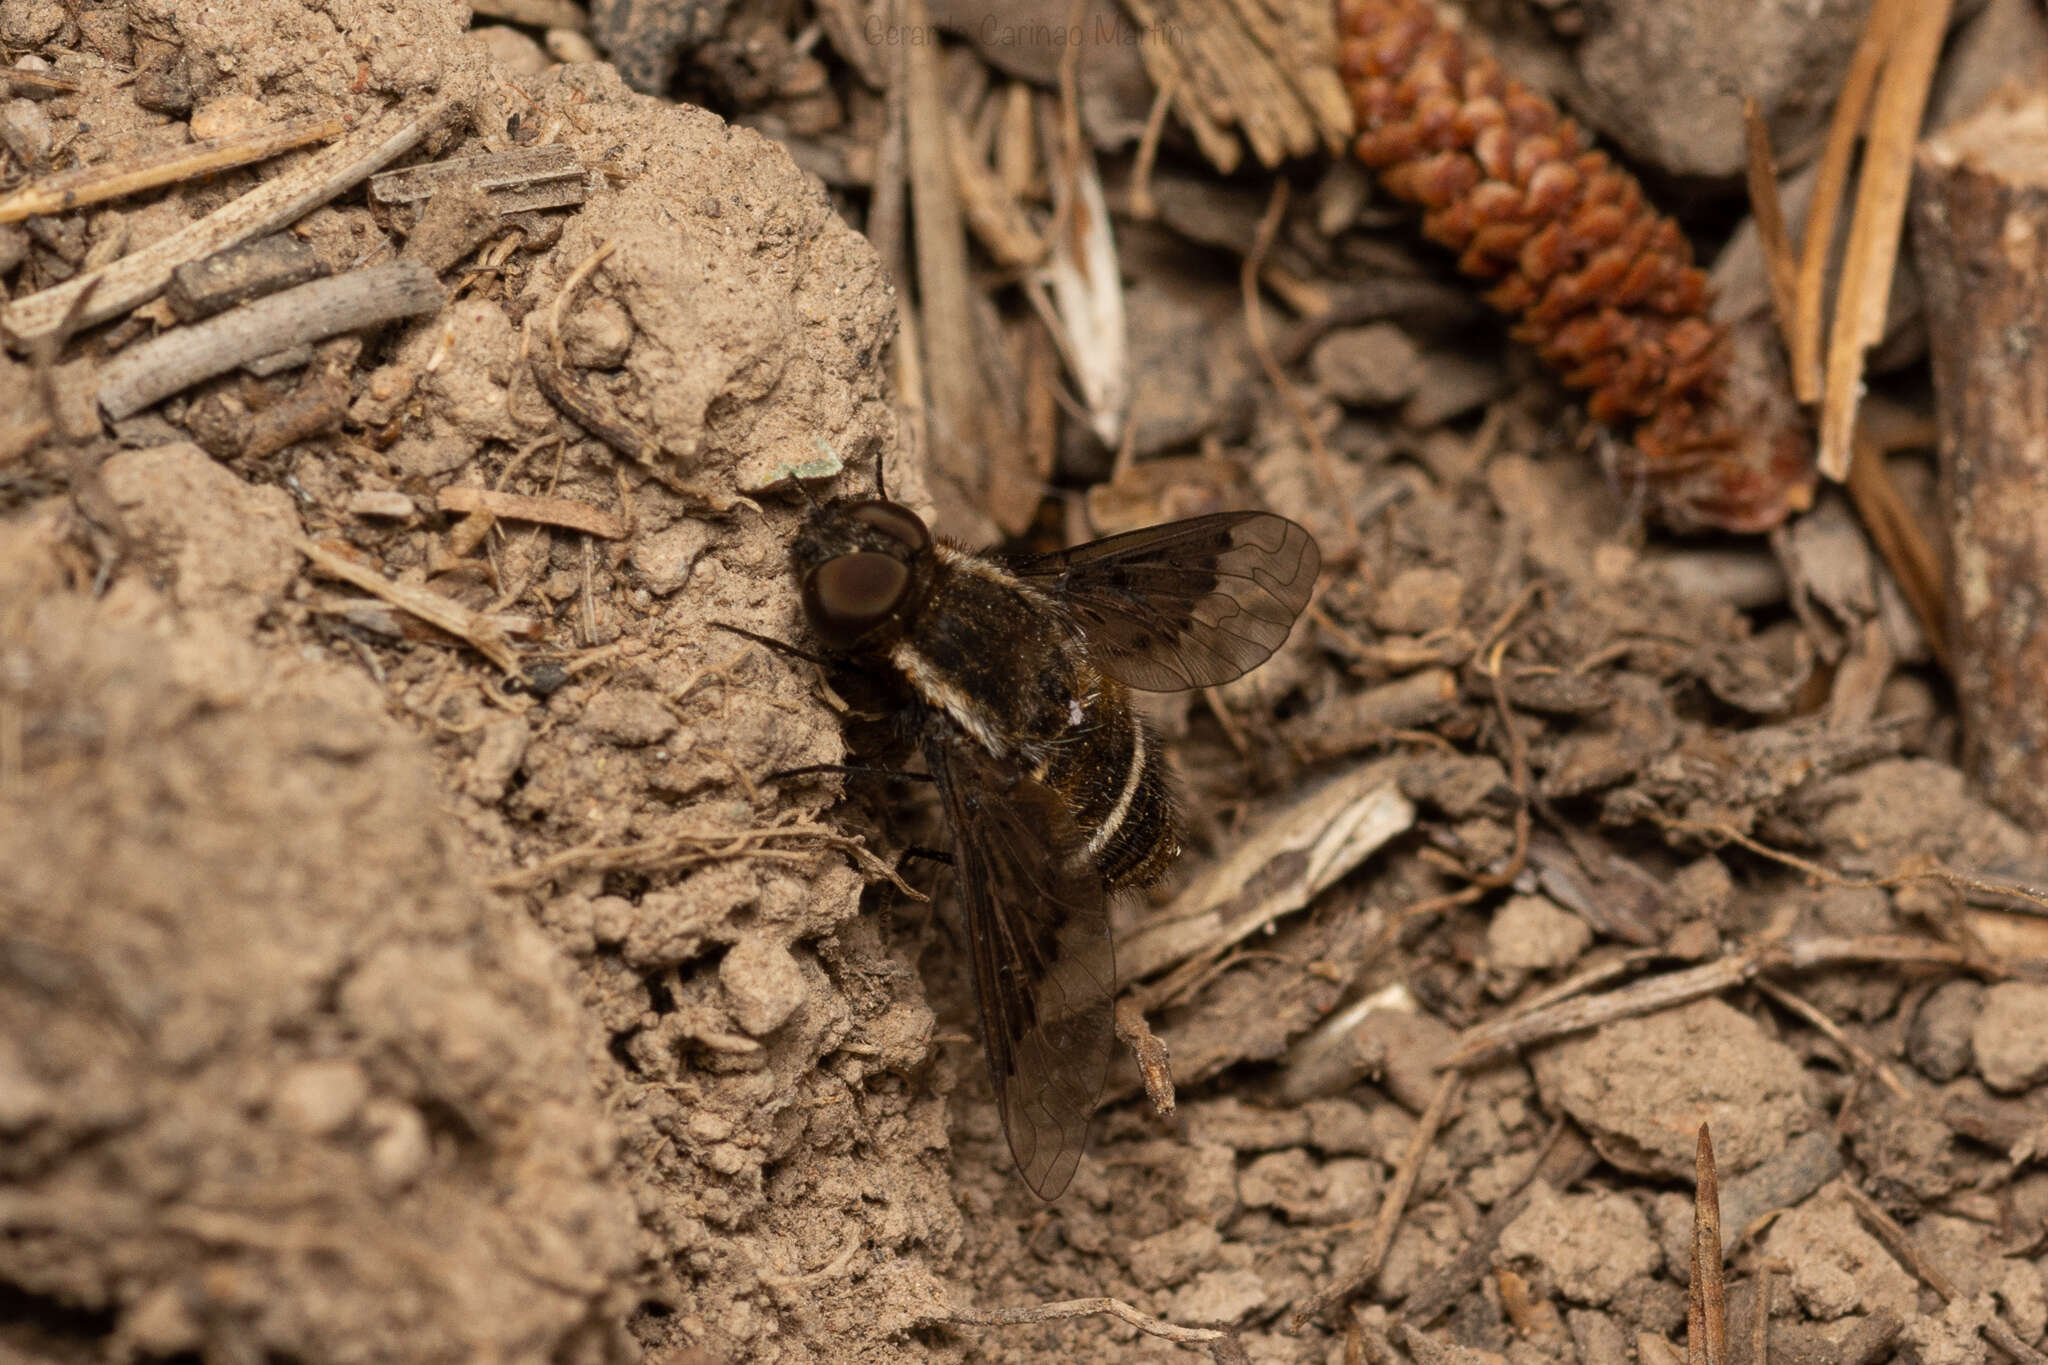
786, 489, 1319, 1198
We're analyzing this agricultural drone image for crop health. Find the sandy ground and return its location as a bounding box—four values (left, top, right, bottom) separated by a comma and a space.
5, 0, 2048, 1362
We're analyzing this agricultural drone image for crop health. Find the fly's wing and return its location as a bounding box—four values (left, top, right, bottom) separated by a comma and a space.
1007, 511, 1320, 692
925, 732, 1115, 1200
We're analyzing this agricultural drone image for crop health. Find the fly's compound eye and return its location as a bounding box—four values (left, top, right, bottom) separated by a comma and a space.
804, 551, 912, 643
848, 500, 931, 552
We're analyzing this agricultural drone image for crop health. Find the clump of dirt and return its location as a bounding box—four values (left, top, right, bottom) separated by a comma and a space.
0, 504, 639, 1361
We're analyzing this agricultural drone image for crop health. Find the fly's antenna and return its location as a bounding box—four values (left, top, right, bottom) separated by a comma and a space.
874, 446, 888, 502
774, 435, 851, 510
769, 463, 824, 510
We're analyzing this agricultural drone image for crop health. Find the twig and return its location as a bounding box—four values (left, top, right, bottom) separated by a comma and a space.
367, 144, 586, 214
1656, 813, 2048, 918
1843, 1184, 2048, 1365
1114, 998, 1177, 1119
435, 486, 626, 539
1752, 977, 1919, 1106
1128, 72, 1179, 220
1395, 1121, 1599, 1328
167, 233, 325, 321
1473, 632, 1535, 892
243, 361, 349, 459
938, 1296, 1227, 1348
97, 261, 443, 420
1446, 932, 1990, 1070
945, 111, 1042, 269
0, 67, 79, 98
3, 97, 457, 346
903, 0, 994, 495
1292, 1069, 1464, 1328
1241, 178, 1357, 556
298, 537, 521, 673
1843, 404, 1948, 673
0, 115, 343, 224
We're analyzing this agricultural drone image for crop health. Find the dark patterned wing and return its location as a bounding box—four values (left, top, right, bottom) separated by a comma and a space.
1008, 511, 1320, 692
924, 730, 1115, 1200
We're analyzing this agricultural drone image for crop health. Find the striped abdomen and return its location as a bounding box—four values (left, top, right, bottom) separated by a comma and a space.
1040, 676, 1181, 891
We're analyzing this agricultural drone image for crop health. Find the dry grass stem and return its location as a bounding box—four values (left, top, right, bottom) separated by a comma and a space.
1292, 1069, 1464, 1328
1843, 408, 1948, 672
1817, 0, 1953, 479
1741, 100, 1801, 368
1752, 978, 1919, 1105
1242, 179, 1356, 554
367, 143, 587, 214
1843, 1186, 2048, 1365
1688, 1127, 1727, 1365
1794, 0, 1900, 403
299, 537, 522, 673
1446, 931, 1992, 1070
0, 115, 343, 224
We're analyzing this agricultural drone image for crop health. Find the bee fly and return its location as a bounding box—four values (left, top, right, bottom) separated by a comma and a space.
749, 478, 1319, 1199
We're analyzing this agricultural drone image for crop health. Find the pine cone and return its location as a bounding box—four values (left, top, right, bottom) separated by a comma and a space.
1337, 0, 1813, 532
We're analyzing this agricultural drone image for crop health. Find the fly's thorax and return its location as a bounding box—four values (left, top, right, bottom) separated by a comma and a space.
884, 547, 1088, 758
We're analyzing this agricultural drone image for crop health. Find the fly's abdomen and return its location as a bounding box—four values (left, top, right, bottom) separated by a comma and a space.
1045, 688, 1181, 892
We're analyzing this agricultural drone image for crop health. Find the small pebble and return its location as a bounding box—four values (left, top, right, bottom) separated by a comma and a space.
579, 687, 675, 747
1401, 347, 1511, 427
272, 1058, 369, 1137
1498, 1183, 1660, 1307
1126, 1219, 1221, 1289
1310, 323, 1423, 406
188, 93, 271, 140
630, 521, 711, 596
1907, 979, 1981, 1082
0, 0, 63, 47
1370, 565, 1465, 635
364, 1098, 431, 1190
1972, 981, 2048, 1092
560, 296, 633, 369
0, 98, 54, 165
346, 489, 416, 519
719, 935, 806, 1036
1487, 894, 1592, 975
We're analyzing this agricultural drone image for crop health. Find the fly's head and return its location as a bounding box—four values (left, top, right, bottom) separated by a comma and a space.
791, 498, 933, 652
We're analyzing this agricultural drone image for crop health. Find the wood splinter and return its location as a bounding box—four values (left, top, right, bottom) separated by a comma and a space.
1913, 88, 2048, 834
